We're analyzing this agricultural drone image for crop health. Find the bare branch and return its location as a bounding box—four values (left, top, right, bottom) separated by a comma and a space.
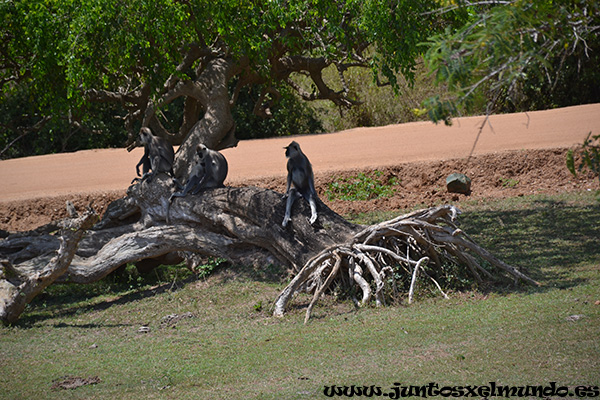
276, 204, 539, 322
408, 257, 428, 304
161, 43, 212, 94
0, 116, 52, 158
1, 210, 97, 324
422, 1, 516, 16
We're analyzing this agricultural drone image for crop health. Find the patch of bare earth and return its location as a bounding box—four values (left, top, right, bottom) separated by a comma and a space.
0, 147, 596, 233
0, 191, 124, 233
50, 376, 101, 390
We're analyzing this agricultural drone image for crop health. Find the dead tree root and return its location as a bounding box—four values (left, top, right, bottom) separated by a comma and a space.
273, 205, 539, 323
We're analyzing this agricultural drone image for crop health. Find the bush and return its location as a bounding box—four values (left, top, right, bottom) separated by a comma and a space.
325, 170, 399, 201
302, 61, 464, 133
232, 84, 324, 140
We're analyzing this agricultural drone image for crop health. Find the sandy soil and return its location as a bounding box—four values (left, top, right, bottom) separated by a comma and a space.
1, 104, 599, 232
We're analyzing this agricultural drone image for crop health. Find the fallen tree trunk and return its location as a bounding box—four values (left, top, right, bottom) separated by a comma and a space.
0, 176, 538, 324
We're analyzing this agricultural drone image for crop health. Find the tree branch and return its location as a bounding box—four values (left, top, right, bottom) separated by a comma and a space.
422, 1, 516, 16
0, 116, 52, 159
1, 211, 97, 324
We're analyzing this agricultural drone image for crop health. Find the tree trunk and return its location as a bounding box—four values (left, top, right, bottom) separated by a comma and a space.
172, 58, 237, 178
141, 57, 238, 180
0, 177, 538, 324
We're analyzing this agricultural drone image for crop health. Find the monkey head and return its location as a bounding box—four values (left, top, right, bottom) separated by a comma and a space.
285, 141, 301, 158
195, 144, 210, 172
138, 127, 152, 145
196, 144, 209, 160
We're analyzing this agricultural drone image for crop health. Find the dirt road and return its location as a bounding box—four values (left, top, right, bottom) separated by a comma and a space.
1, 103, 599, 203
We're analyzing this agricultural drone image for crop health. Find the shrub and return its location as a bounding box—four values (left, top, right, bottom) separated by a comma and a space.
326, 170, 399, 201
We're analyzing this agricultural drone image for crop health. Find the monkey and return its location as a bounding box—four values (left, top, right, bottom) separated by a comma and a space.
131, 127, 176, 184
281, 140, 318, 227
169, 144, 228, 202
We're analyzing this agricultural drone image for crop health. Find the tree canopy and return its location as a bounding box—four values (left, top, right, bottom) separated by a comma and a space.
2, 0, 598, 161
1, 0, 454, 162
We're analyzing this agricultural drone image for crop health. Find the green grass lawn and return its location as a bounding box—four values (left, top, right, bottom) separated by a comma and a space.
1, 192, 599, 399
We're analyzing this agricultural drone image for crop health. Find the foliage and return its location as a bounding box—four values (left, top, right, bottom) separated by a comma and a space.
0, 0, 462, 159
232, 84, 324, 140
194, 257, 227, 279
0, 84, 129, 158
498, 177, 520, 189
308, 60, 460, 132
423, 0, 600, 122
325, 170, 398, 201
514, 35, 600, 112
567, 132, 600, 185
0, 1, 130, 158
356, 0, 465, 86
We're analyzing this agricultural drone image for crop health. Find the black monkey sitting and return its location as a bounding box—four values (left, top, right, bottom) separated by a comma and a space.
131, 127, 176, 184
169, 144, 228, 201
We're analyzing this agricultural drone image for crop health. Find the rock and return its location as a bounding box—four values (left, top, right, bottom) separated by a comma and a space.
160, 312, 196, 327
446, 173, 472, 195
565, 314, 584, 322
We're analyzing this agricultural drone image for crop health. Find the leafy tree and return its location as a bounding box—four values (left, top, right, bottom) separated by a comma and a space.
423, 0, 600, 123
231, 83, 324, 140
1, 0, 458, 168
0, 82, 129, 158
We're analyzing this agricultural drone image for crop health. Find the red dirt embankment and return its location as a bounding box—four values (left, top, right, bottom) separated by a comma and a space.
1, 104, 599, 231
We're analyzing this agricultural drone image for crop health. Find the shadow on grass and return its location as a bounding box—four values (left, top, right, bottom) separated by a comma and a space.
18, 259, 290, 328
460, 198, 600, 290
207, 261, 289, 284
17, 276, 197, 328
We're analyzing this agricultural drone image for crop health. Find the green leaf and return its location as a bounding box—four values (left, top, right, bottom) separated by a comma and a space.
566, 149, 576, 177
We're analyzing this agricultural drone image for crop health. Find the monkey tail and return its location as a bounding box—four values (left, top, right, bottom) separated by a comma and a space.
166, 197, 172, 225
168, 169, 184, 190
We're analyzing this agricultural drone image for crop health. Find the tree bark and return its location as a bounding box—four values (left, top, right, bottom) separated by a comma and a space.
0, 211, 97, 324
141, 57, 238, 180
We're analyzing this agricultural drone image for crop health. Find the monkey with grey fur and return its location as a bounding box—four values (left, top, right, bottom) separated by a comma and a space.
132, 127, 176, 184
169, 144, 228, 202
282, 141, 318, 227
